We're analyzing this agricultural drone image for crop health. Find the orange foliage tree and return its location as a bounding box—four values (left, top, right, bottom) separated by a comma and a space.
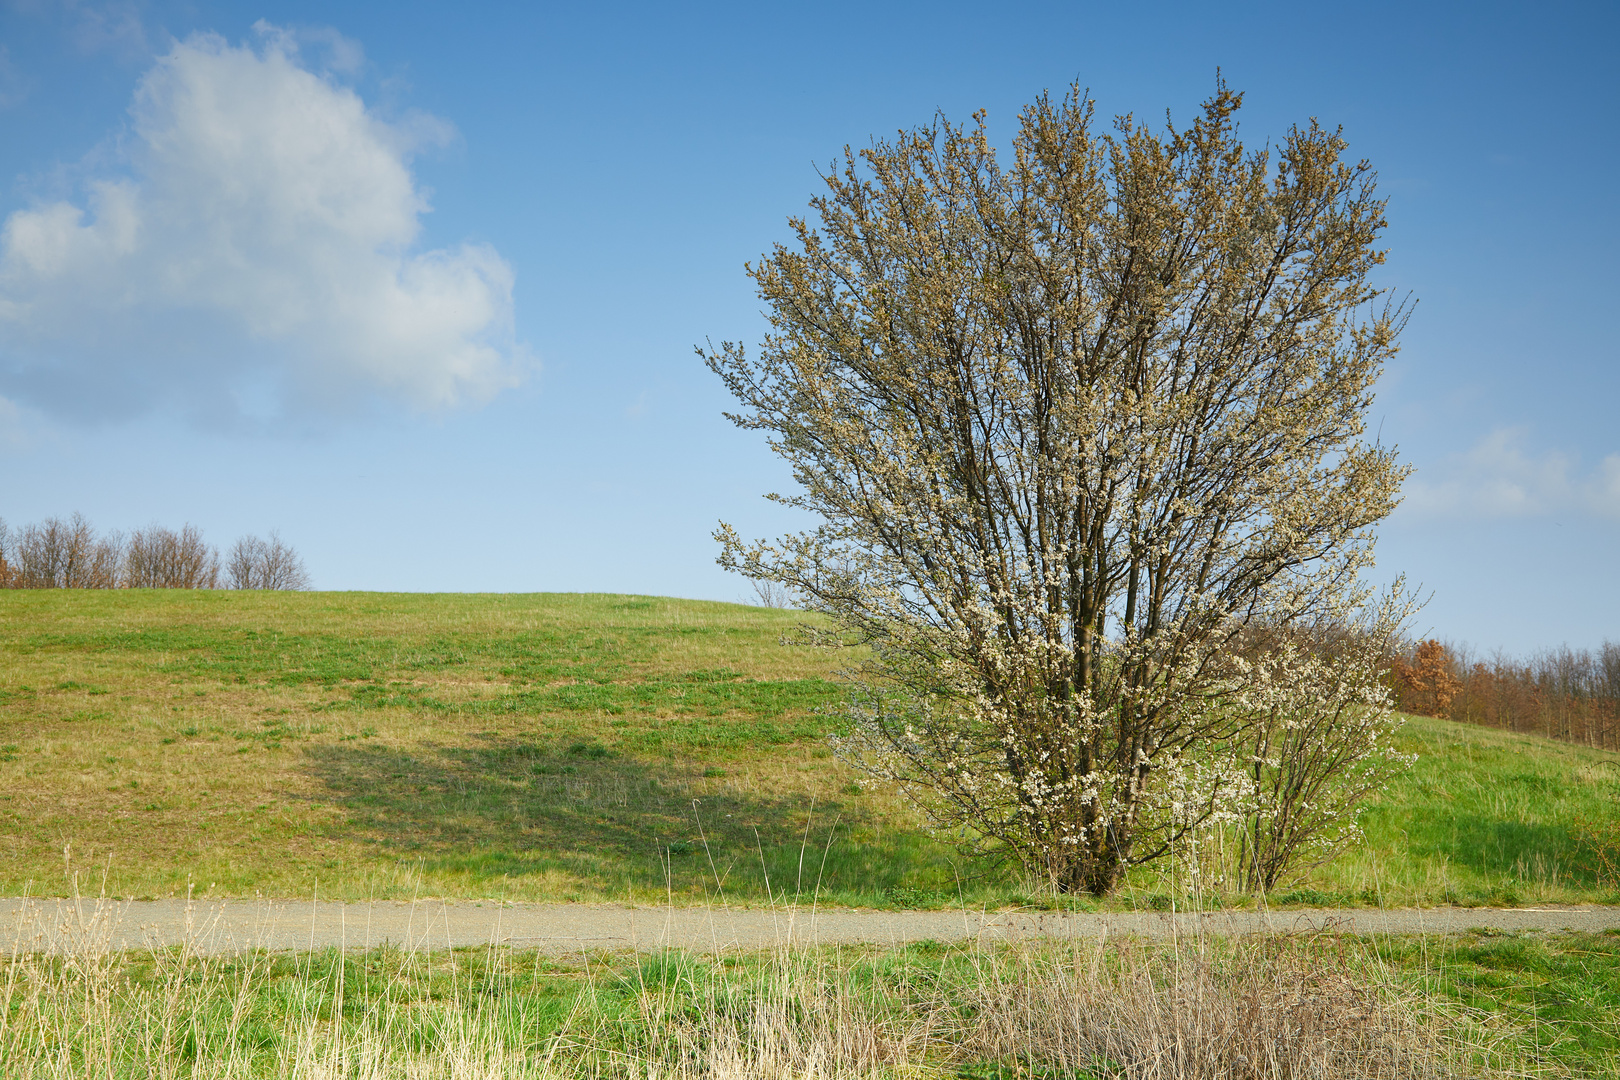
1390, 639, 1461, 718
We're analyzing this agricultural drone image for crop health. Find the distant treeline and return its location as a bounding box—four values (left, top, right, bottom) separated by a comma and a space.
0, 513, 309, 591
1392, 638, 1620, 750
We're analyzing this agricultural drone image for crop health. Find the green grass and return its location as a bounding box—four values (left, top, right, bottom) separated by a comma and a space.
4, 930, 1611, 1077
1, 589, 1616, 908
0, 590, 968, 905
1304, 716, 1620, 908
1375, 929, 1620, 1075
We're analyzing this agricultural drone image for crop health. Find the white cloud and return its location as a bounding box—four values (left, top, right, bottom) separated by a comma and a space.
0, 25, 525, 425
1403, 427, 1620, 520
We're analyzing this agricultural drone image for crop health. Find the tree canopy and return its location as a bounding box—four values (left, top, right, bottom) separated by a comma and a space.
707, 82, 1411, 895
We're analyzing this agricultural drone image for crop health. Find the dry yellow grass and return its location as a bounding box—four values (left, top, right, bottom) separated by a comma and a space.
0, 590, 920, 903
5, 589, 1616, 912
0, 895, 1531, 1080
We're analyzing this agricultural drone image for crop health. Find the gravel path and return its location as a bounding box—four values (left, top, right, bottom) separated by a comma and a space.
6, 899, 1618, 956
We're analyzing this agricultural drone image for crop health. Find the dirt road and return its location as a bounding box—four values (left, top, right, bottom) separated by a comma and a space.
6, 898, 1618, 956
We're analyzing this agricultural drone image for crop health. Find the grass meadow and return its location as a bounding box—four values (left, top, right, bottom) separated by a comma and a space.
6, 894, 1616, 1078
1, 589, 1617, 909
3, 590, 1619, 1077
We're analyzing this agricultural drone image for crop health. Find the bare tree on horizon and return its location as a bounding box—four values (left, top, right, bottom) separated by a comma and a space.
226, 531, 311, 591
9, 513, 123, 588
123, 524, 220, 589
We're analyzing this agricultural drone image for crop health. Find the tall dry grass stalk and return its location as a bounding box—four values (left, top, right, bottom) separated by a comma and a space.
0, 896, 552, 1079
959, 936, 1463, 1080
0, 896, 1528, 1079
570, 946, 940, 1080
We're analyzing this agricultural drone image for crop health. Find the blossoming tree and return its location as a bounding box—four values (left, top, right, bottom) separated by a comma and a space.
706, 82, 1412, 896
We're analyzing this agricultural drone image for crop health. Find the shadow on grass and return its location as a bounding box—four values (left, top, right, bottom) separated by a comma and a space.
300, 736, 973, 903
1366, 792, 1606, 891
1423, 817, 1591, 879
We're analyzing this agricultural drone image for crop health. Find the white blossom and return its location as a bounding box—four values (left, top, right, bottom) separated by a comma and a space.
708, 82, 1413, 895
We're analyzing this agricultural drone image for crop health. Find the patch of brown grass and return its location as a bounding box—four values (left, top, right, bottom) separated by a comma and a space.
958, 937, 1467, 1079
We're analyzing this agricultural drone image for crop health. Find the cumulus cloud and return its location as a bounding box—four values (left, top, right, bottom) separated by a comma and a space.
1403, 427, 1620, 520
0, 25, 525, 425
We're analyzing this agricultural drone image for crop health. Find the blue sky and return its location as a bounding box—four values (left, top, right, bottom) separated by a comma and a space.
0, 0, 1615, 654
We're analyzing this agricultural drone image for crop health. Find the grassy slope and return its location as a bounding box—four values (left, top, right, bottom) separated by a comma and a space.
1, 590, 1616, 908
1311, 714, 1620, 909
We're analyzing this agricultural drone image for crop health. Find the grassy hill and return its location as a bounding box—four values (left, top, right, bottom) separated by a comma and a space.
1, 590, 1615, 908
